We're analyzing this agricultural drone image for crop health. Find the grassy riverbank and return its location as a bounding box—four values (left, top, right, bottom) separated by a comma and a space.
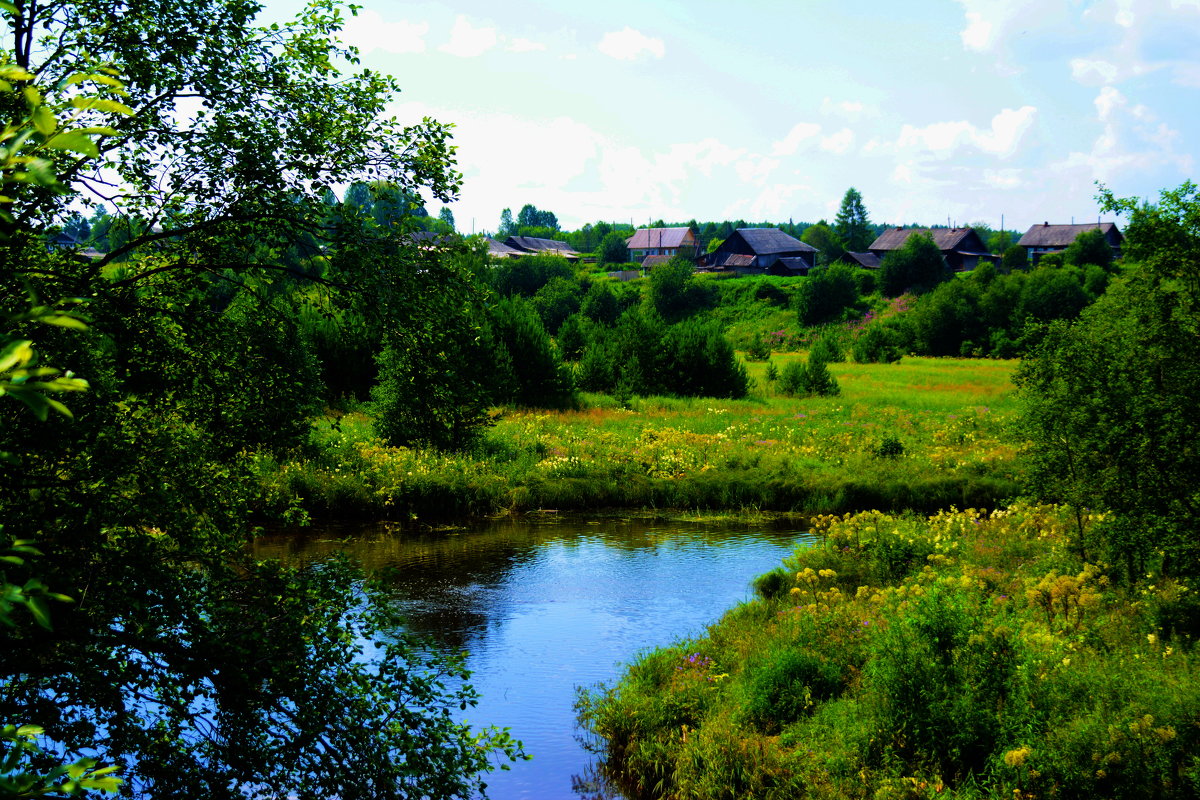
578, 504, 1200, 800
253, 356, 1021, 523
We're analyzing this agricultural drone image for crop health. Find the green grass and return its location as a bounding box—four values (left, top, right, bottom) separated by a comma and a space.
579, 504, 1200, 800
253, 355, 1021, 522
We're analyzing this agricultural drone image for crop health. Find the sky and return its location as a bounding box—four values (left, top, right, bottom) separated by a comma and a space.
269, 0, 1199, 234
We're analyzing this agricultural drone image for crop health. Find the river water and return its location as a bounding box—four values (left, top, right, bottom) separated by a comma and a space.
254, 516, 816, 800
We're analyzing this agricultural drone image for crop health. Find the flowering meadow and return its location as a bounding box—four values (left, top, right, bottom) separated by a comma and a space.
578, 503, 1200, 800
253, 356, 1021, 523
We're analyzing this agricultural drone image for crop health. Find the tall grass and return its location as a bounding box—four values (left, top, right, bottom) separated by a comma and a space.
252, 356, 1021, 522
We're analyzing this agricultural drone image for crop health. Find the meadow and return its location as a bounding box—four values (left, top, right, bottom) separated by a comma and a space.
578, 503, 1200, 800
253, 355, 1021, 524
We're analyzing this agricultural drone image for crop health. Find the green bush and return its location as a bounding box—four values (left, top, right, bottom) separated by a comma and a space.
737, 648, 845, 733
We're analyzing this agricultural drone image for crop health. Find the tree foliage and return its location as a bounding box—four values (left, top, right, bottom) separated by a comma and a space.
1, 1, 525, 795
1015, 183, 1200, 578
834, 188, 872, 252
879, 232, 950, 297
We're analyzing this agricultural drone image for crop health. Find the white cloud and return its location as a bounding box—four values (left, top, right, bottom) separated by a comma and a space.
983, 168, 1024, 189
597, 27, 665, 61
953, 0, 1042, 52
340, 9, 428, 54
771, 123, 821, 156
439, 15, 498, 58
506, 37, 546, 53
1053, 84, 1192, 182
1070, 58, 1121, 84
895, 106, 1036, 158
820, 98, 874, 119
820, 128, 855, 155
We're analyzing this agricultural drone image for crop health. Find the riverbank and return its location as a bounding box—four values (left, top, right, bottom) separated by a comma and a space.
251, 356, 1021, 524
578, 503, 1200, 800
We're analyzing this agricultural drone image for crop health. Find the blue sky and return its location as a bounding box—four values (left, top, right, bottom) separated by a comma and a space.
275, 0, 1199, 234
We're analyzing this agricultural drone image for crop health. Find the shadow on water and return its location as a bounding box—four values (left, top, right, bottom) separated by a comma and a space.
254, 515, 817, 800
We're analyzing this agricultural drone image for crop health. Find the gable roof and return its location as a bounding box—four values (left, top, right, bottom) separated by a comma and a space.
869, 227, 984, 252
731, 227, 817, 255
484, 236, 525, 257
1018, 222, 1122, 248
773, 257, 814, 274
626, 227, 693, 249
846, 251, 882, 269
504, 236, 580, 257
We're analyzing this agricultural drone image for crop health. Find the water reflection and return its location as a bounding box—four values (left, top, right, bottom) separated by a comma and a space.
254, 516, 816, 800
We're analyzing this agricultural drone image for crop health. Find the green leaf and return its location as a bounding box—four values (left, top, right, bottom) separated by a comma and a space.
0, 1, 18, 13
31, 104, 56, 137
0, 339, 34, 372
44, 132, 99, 159
37, 313, 90, 330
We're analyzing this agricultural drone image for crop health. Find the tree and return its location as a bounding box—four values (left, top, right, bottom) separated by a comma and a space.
498, 207, 515, 237
800, 221, 846, 265
834, 188, 873, 252
1062, 229, 1114, 270
438, 206, 455, 231
879, 232, 951, 296
648, 256, 708, 321
794, 263, 859, 325
516, 203, 558, 232
598, 230, 629, 265
1015, 183, 1200, 578
0, 1, 525, 795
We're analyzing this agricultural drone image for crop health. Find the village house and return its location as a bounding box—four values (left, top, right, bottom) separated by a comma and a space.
1017, 222, 1123, 265
625, 227, 698, 264
868, 227, 995, 271
503, 235, 581, 260
483, 236, 525, 258
696, 227, 818, 275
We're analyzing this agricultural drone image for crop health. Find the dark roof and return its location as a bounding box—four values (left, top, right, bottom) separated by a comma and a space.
733, 227, 817, 255
504, 236, 580, 257
869, 227, 981, 252
697, 252, 755, 270
484, 236, 525, 257
773, 257, 813, 274
626, 227, 694, 249
846, 251, 882, 269
1017, 222, 1122, 248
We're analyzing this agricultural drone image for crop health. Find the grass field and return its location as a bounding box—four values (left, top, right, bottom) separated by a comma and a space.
254, 355, 1023, 523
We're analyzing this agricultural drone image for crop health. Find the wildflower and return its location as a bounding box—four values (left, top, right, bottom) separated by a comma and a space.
1004, 747, 1031, 768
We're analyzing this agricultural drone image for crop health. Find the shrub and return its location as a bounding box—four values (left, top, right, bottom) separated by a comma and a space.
879, 232, 951, 297
851, 323, 902, 363
795, 263, 860, 325
736, 647, 844, 733
778, 356, 840, 397
744, 331, 772, 361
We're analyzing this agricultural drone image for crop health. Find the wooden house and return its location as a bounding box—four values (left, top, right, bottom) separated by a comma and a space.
484, 236, 525, 258
1017, 222, 1123, 265
868, 227, 995, 271
503, 236, 581, 260
845, 252, 882, 269
625, 227, 698, 261
696, 228, 818, 275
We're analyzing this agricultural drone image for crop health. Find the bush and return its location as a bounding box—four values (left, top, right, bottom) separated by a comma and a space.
744, 331, 772, 361
778, 356, 840, 397
488, 296, 577, 409
795, 263, 860, 325
851, 323, 903, 364
736, 648, 844, 733
879, 232, 951, 297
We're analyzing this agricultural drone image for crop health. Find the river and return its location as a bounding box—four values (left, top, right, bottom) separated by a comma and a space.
254, 516, 816, 800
